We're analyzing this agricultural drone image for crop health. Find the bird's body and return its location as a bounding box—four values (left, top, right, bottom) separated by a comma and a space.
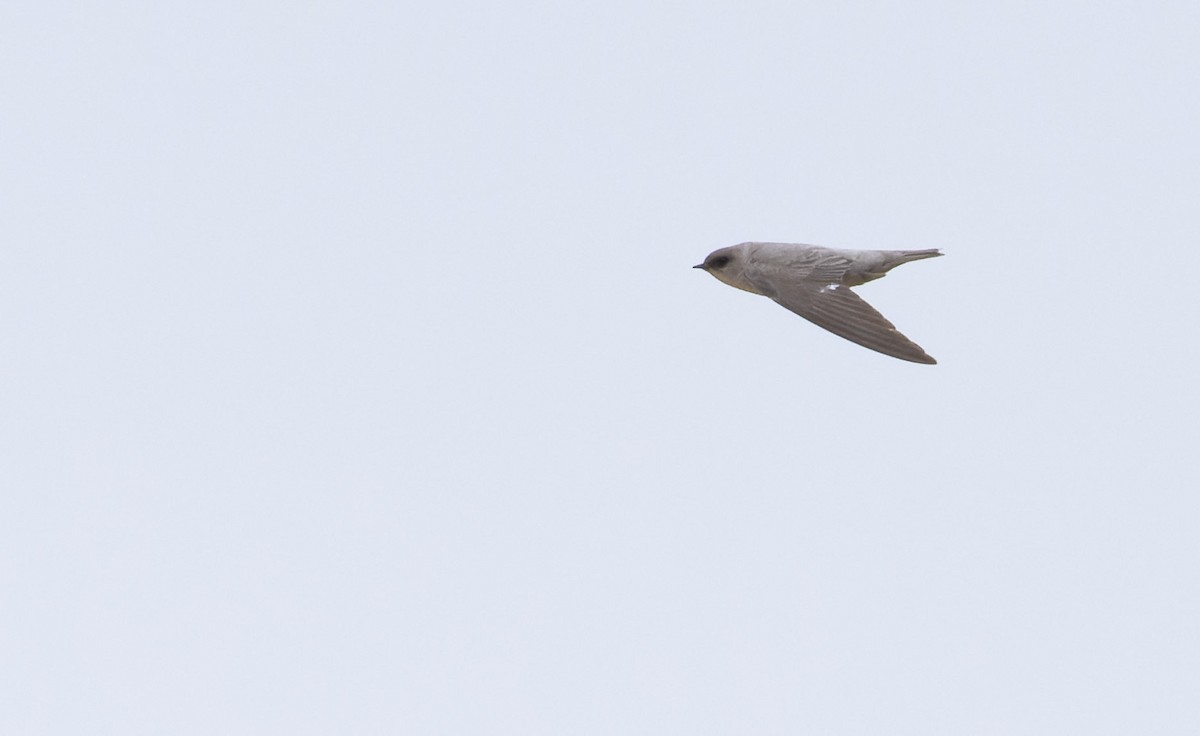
694, 242, 942, 364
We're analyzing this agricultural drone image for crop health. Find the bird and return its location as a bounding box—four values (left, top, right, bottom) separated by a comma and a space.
694, 242, 942, 364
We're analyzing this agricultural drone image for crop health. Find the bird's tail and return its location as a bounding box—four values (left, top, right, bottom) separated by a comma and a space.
893, 248, 943, 265
855, 248, 942, 284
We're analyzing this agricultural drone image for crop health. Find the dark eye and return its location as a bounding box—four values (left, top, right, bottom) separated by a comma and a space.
710, 256, 731, 269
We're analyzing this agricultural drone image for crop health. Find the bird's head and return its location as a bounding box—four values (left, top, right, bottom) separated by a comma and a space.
693, 244, 761, 294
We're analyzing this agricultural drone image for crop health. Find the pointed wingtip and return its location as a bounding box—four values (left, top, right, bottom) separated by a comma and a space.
895, 351, 937, 365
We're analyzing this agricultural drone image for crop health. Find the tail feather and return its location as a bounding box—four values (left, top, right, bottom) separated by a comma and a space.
895, 248, 943, 264
853, 248, 942, 284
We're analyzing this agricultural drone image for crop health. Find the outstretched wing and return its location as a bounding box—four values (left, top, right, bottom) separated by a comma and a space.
769, 282, 937, 364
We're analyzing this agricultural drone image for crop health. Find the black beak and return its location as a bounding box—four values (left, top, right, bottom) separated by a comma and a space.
693, 263, 706, 269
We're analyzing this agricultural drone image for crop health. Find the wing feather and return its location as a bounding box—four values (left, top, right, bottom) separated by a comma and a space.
772, 284, 937, 364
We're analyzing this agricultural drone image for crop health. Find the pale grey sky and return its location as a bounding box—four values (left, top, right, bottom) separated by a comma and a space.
3, 1, 1199, 734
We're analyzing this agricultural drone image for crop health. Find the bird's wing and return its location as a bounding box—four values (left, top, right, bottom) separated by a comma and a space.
764, 280, 937, 364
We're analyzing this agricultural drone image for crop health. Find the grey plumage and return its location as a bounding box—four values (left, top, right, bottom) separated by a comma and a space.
694, 242, 942, 364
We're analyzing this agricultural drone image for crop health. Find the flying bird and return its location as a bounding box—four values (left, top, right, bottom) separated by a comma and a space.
694, 242, 942, 364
